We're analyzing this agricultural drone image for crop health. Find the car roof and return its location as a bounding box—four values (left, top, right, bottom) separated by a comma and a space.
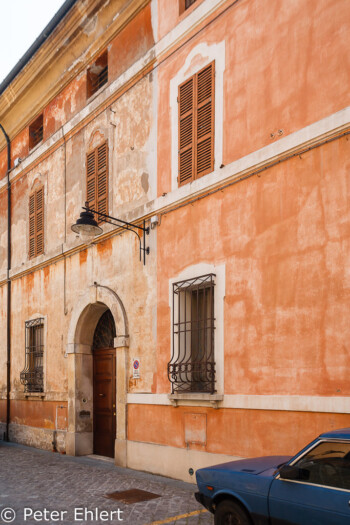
319, 428, 350, 440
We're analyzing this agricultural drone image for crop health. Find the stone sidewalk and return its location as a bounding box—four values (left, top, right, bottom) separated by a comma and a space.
0, 442, 213, 525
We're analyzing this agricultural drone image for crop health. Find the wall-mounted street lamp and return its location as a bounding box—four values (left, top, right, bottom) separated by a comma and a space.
71, 202, 150, 264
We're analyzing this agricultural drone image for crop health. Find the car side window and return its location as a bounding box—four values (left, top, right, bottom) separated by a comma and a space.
294, 441, 350, 490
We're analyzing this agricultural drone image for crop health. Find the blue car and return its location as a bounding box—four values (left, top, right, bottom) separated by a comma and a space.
195, 428, 350, 524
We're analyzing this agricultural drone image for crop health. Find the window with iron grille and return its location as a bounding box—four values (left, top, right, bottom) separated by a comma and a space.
178, 62, 215, 186
87, 50, 108, 98
20, 318, 44, 393
29, 114, 43, 150
168, 274, 216, 393
29, 187, 44, 259
86, 141, 108, 217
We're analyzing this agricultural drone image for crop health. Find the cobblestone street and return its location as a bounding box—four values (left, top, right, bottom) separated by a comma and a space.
0, 442, 213, 525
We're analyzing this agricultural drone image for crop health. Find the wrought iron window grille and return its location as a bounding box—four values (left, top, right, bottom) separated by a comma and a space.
91, 65, 108, 93
168, 274, 216, 394
87, 51, 108, 98
20, 318, 44, 393
93, 310, 116, 350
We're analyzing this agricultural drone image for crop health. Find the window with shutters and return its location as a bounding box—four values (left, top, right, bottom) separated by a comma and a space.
168, 274, 216, 393
86, 141, 108, 217
29, 187, 44, 259
20, 318, 44, 393
87, 51, 108, 98
178, 62, 214, 186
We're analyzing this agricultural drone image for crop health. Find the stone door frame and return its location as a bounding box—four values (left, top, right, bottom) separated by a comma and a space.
66, 284, 129, 466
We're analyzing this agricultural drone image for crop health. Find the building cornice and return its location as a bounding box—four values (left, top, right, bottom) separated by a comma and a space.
0, 0, 150, 150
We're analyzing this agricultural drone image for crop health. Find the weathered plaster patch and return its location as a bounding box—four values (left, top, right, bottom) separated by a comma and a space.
141, 172, 149, 193
82, 14, 98, 36
9, 422, 66, 452
88, 129, 106, 149
114, 77, 152, 152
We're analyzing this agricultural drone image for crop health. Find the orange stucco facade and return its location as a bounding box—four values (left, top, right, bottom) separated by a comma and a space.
0, 0, 349, 481
156, 139, 350, 397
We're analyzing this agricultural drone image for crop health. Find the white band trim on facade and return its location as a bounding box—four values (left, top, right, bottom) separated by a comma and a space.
3, 104, 350, 285
127, 393, 350, 414
155, 105, 350, 214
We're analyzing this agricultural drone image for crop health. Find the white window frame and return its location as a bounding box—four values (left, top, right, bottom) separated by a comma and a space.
169, 263, 225, 396
22, 313, 47, 395
170, 40, 225, 191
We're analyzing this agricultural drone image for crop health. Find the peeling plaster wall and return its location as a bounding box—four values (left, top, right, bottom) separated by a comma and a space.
11, 128, 29, 167
10, 146, 66, 270
112, 75, 156, 213
0, 0, 153, 172
65, 237, 157, 394
9, 423, 66, 453
10, 265, 67, 396
44, 73, 86, 138
1, 0, 157, 448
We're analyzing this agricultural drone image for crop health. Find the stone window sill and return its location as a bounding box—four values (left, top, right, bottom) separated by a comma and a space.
168, 393, 223, 409
24, 392, 45, 399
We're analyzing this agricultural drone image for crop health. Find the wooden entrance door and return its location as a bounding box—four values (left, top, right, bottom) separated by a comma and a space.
93, 348, 116, 457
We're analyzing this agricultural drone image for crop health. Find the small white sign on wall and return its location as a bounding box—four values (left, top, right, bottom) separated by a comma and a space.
133, 358, 140, 379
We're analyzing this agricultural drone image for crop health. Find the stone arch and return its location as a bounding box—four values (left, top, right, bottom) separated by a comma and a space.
67, 284, 128, 353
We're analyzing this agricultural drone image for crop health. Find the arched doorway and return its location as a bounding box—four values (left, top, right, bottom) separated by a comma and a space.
66, 285, 129, 465
93, 310, 116, 458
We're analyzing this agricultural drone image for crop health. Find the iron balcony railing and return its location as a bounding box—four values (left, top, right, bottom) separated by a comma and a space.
90, 66, 108, 94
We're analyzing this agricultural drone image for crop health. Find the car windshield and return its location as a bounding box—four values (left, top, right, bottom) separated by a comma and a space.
294, 441, 350, 490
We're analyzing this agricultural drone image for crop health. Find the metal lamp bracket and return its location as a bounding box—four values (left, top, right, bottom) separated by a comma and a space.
83, 204, 150, 265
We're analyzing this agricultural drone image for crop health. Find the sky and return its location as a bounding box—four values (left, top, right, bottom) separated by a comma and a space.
0, 0, 66, 84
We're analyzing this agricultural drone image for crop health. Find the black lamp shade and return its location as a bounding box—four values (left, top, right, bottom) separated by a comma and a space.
71, 208, 103, 237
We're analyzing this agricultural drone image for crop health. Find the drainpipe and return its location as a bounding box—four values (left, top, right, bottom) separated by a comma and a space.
0, 124, 11, 442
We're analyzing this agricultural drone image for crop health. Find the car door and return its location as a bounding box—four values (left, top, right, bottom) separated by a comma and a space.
269, 440, 350, 525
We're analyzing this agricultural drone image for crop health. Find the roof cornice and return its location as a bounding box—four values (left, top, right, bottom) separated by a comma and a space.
0, 0, 150, 150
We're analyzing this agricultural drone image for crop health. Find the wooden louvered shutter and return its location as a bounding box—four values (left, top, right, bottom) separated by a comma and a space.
29, 193, 36, 258
86, 141, 108, 216
195, 62, 214, 178
178, 77, 194, 186
35, 188, 44, 256
97, 142, 108, 215
86, 150, 96, 210
29, 188, 44, 258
